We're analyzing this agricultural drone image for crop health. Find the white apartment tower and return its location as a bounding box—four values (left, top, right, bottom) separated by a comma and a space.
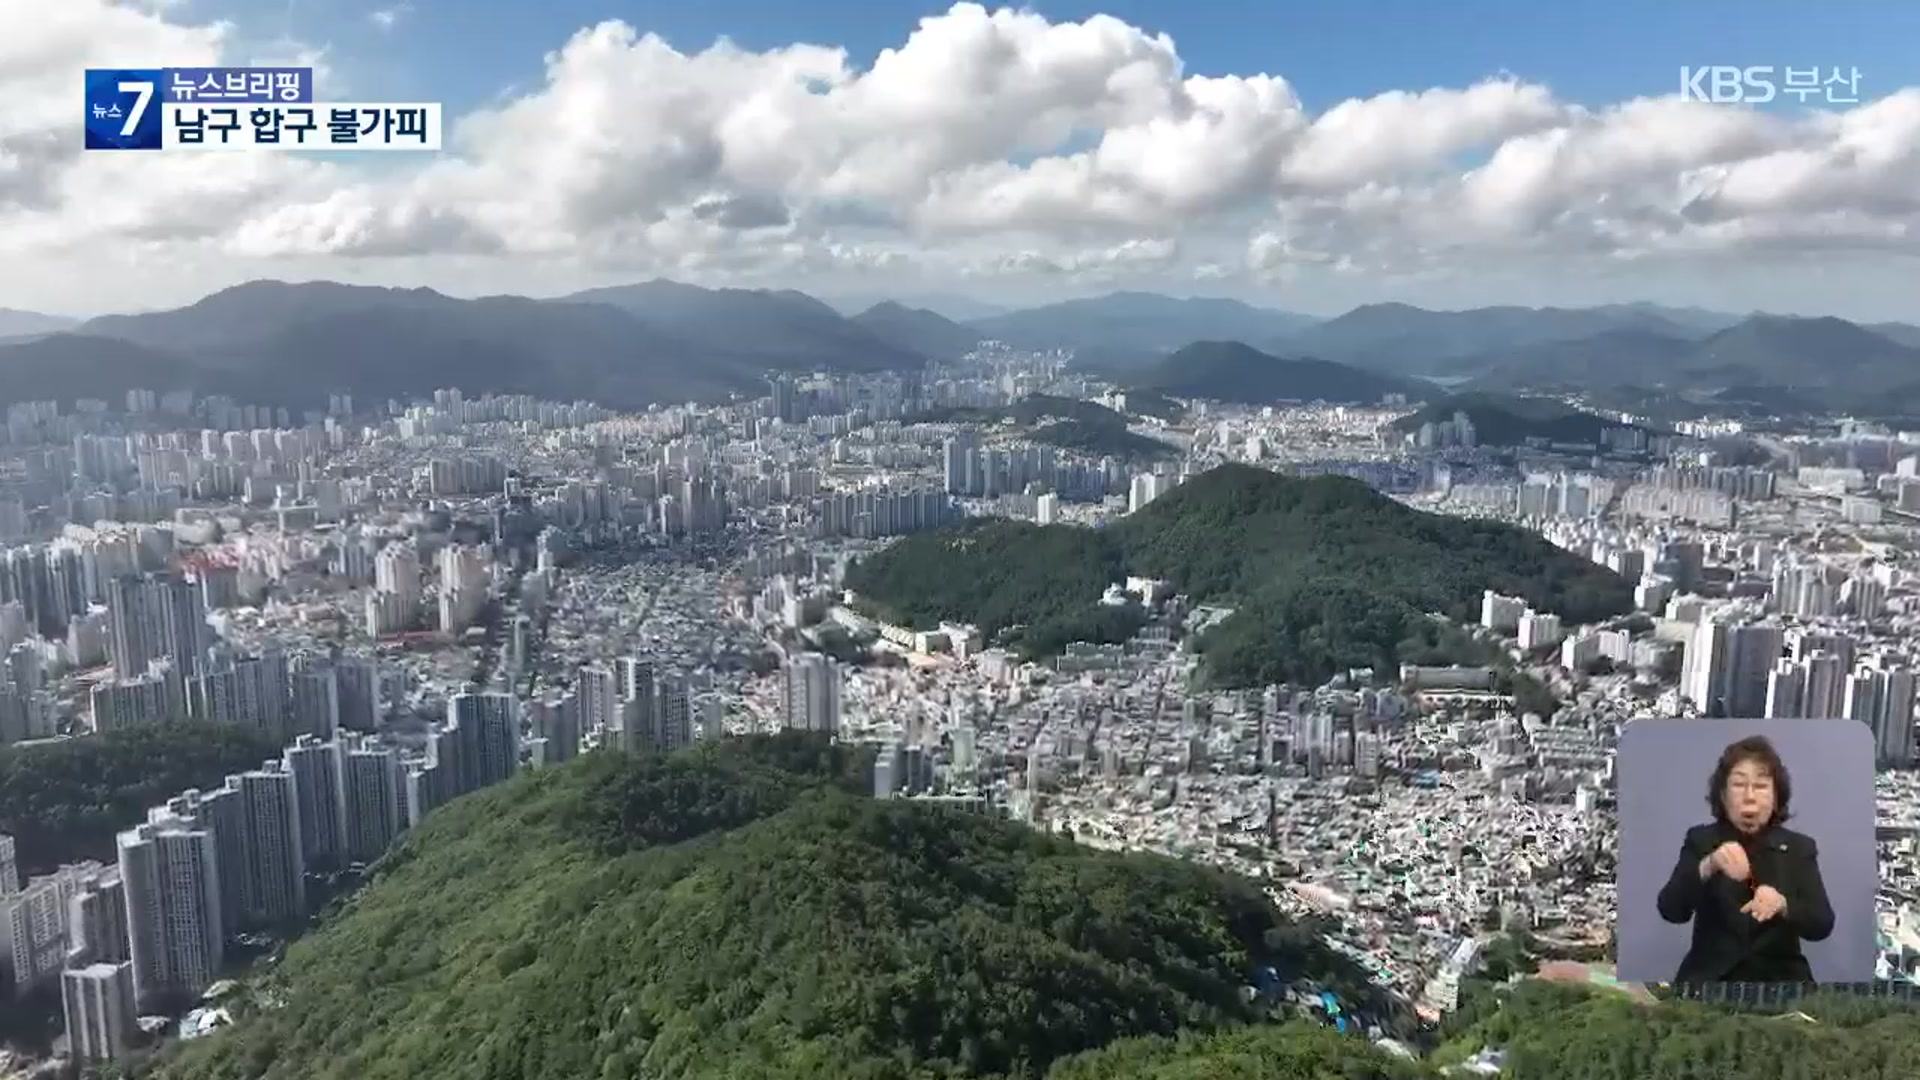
283, 736, 348, 873
341, 736, 405, 864
118, 822, 224, 1008
230, 765, 307, 927
62, 962, 137, 1062
782, 654, 843, 736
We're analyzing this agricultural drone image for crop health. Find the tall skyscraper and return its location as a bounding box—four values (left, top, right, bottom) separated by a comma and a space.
1764, 659, 1805, 719
448, 693, 520, 792
118, 821, 224, 1009
189, 651, 291, 738
1844, 661, 1918, 768
106, 574, 207, 679
782, 654, 842, 735
577, 664, 618, 739
62, 962, 137, 1062
341, 736, 404, 864
1681, 619, 1784, 717
105, 575, 157, 679
290, 665, 341, 739
530, 693, 580, 764
283, 737, 347, 873
2, 873, 70, 995
655, 675, 691, 752
0, 832, 15, 896
66, 870, 130, 966
230, 765, 307, 927
333, 653, 381, 732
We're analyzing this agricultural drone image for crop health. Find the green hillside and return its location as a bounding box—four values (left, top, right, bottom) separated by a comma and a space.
1390, 392, 1656, 448
1437, 980, 1920, 1080
155, 735, 1394, 1080
1027, 419, 1177, 461
845, 464, 1632, 687
911, 395, 1176, 461
144, 735, 1920, 1080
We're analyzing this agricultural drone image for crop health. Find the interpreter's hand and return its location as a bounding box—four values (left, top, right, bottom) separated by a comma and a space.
1741, 885, 1788, 923
1702, 841, 1751, 882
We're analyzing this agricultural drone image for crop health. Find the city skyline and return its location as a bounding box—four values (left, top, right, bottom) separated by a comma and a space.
10, 1, 1919, 320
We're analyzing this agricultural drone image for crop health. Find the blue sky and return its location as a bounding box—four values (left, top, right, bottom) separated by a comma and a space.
239, 0, 1914, 115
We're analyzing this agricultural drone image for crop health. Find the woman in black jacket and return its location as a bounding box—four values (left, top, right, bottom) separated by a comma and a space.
1655, 734, 1836, 983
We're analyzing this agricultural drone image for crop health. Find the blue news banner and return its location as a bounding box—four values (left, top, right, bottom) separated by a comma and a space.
85, 67, 440, 151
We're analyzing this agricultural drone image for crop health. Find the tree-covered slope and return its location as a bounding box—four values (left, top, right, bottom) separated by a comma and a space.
1444, 981, 1920, 1080
1388, 392, 1657, 447
846, 464, 1632, 686
0, 723, 285, 877
1048, 1024, 1434, 1079
157, 735, 1387, 1080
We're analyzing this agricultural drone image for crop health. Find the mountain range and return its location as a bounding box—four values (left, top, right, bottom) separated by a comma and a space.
1, 281, 1915, 415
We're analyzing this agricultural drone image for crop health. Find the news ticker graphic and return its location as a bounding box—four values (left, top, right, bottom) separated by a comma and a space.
85, 68, 441, 151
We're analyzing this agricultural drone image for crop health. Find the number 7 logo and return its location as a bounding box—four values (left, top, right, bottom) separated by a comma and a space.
118, 80, 153, 138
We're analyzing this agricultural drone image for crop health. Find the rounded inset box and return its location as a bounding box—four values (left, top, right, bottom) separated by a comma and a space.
1615, 717, 1877, 984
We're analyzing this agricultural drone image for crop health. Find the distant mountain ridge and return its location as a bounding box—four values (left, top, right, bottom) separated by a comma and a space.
851, 301, 983, 359
3, 279, 929, 411
970, 292, 1320, 354
0, 308, 76, 338
1141, 341, 1428, 406
1456, 313, 1920, 414
7, 280, 1915, 416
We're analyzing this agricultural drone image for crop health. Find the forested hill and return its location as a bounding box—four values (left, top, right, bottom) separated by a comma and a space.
149, 735, 1920, 1080
845, 463, 1633, 687
155, 734, 1405, 1080
0, 723, 285, 878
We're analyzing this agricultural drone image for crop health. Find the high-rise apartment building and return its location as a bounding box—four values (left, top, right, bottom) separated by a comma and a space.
448, 692, 519, 793
0, 832, 15, 896
229, 765, 307, 927
782, 653, 842, 735
67, 869, 131, 966
341, 736, 405, 864
283, 736, 347, 873
118, 821, 223, 1009
62, 962, 137, 1062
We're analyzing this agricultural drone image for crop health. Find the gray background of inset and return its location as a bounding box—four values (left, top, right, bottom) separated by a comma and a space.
1615, 717, 1877, 983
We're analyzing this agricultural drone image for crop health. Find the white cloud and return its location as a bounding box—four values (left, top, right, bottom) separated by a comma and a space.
369, 5, 411, 32
3, 0, 1919, 317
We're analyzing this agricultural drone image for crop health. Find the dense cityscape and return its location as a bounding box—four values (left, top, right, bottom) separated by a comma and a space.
2, 335, 1919, 1074
9, 1, 1920, 1076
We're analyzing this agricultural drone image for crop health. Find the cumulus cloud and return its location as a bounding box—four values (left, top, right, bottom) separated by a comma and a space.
4, 0, 1919, 313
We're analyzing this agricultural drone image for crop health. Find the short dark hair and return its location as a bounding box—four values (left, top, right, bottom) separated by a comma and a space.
1708, 735, 1792, 827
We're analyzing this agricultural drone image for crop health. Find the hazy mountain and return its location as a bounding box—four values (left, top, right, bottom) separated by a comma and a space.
81, 281, 464, 354
1140, 341, 1428, 406
0, 308, 76, 338
1683, 315, 1918, 386
1462, 314, 1920, 415
0, 334, 200, 405
1461, 328, 1699, 389
826, 292, 1010, 322
968, 292, 1319, 352
1867, 322, 1920, 349
1592, 302, 1743, 334
1281, 302, 1711, 377
563, 280, 923, 373
17, 278, 940, 411
14, 283, 780, 410
850, 301, 983, 359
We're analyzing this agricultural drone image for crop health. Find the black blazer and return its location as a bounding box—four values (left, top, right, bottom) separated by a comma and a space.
1655, 821, 1835, 983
